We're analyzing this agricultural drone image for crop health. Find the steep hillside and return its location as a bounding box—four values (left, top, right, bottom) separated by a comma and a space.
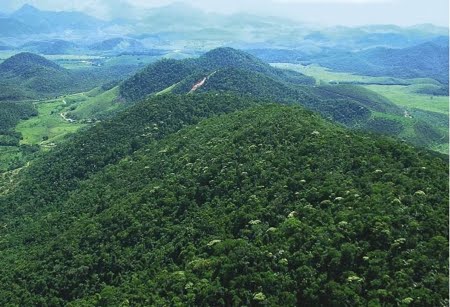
0, 94, 447, 305
119, 58, 197, 102
171, 68, 370, 126
168, 67, 446, 150
196, 48, 314, 85
119, 48, 314, 102
314, 85, 402, 115
0, 100, 38, 171
1, 93, 260, 210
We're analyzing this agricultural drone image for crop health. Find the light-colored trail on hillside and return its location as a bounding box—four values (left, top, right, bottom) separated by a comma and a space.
189, 71, 217, 93
60, 112, 76, 123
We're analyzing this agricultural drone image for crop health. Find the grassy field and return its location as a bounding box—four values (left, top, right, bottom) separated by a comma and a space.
273, 63, 441, 86
0, 84, 121, 176
272, 63, 449, 154
67, 86, 121, 119
364, 85, 448, 115
155, 83, 179, 96
274, 63, 449, 115
16, 98, 86, 145
15, 84, 123, 147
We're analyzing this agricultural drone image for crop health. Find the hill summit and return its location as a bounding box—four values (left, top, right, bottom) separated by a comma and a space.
119, 47, 314, 102
0, 52, 64, 76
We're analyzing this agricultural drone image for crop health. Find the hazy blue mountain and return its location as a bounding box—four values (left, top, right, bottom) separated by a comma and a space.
10, 4, 105, 33
89, 37, 145, 53
0, 41, 12, 50
246, 49, 310, 63
0, 17, 35, 36
20, 39, 80, 55
301, 24, 448, 50
430, 35, 450, 47
0, 3, 446, 51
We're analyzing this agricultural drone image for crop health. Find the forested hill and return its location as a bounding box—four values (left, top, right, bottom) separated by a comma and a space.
0, 52, 137, 100
0, 52, 63, 75
119, 47, 315, 102
316, 39, 449, 84
0, 93, 448, 305
117, 48, 447, 152
247, 38, 449, 84
168, 67, 447, 151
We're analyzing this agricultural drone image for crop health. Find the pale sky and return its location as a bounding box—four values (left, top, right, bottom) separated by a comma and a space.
1, 0, 449, 27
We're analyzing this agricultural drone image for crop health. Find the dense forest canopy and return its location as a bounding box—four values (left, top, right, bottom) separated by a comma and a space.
0, 93, 447, 305
0, 3, 447, 305
119, 47, 314, 102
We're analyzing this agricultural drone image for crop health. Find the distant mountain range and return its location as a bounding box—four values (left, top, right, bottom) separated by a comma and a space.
248, 36, 449, 84
11, 4, 104, 32
0, 3, 447, 54
89, 38, 145, 53
20, 39, 80, 55
314, 37, 449, 84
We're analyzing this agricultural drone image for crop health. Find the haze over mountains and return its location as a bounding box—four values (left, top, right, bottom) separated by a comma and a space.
0, 3, 447, 51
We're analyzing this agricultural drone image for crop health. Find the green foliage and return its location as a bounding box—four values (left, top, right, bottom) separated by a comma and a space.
119, 58, 196, 102
173, 69, 373, 126
364, 118, 404, 135
413, 121, 446, 146
312, 42, 449, 84
315, 85, 402, 115
0, 94, 447, 305
196, 47, 315, 86
0, 101, 37, 132
414, 84, 449, 96
67, 86, 122, 120
273, 63, 449, 153
119, 48, 314, 102
0, 101, 38, 170
171, 67, 446, 150
2, 93, 261, 214
0, 52, 141, 101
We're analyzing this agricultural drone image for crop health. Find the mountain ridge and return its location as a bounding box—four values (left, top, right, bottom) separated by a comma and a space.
0, 93, 447, 305
119, 47, 314, 102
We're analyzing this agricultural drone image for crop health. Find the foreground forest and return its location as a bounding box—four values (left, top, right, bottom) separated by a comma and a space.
0, 3, 448, 305
0, 93, 448, 305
